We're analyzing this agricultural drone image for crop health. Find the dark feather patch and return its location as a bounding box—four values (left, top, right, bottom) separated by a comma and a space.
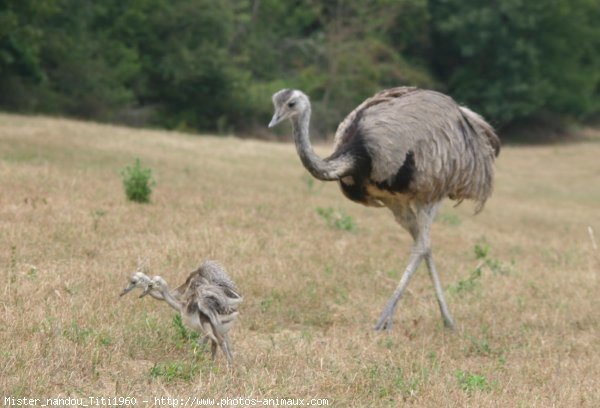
336, 140, 372, 204
375, 151, 415, 193
340, 177, 369, 203
327, 111, 373, 204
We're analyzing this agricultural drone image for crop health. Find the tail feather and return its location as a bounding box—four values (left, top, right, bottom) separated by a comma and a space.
459, 107, 501, 157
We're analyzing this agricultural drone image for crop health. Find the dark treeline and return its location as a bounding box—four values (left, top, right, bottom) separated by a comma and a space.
1, 0, 598, 138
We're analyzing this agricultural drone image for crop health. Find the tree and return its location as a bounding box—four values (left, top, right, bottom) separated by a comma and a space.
0, 0, 597, 137
238, 0, 436, 136
0, 0, 55, 110
430, 0, 600, 128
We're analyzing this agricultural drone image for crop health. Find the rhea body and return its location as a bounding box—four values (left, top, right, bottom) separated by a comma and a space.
269, 87, 500, 330
120, 261, 242, 363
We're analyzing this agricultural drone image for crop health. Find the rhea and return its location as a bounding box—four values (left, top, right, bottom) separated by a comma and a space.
269, 87, 500, 330
120, 261, 242, 363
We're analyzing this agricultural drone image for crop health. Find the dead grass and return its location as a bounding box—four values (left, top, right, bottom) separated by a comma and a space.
1, 113, 598, 406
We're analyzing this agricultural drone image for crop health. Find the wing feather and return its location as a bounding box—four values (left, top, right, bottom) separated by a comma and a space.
334, 88, 499, 208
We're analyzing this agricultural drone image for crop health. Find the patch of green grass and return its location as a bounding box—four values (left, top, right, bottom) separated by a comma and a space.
260, 290, 283, 313
171, 315, 208, 352
63, 321, 95, 345
63, 321, 113, 347
304, 174, 315, 191
302, 173, 323, 193
365, 362, 431, 401
9, 385, 27, 398
91, 209, 107, 231
316, 207, 356, 232
9, 245, 17, 283
98, 335, 113, 347
149, 360, 202, 382
465, 334, 493, 356
172, 314, 199, 343
2, 152, 31, 163
448, 266, 482, 295
9, 245, 17, 267
260, 296, 274, 312
27, 267, 38, 280
301, 308, 332, 328
63, 284, 80, 295
304, 281, 318, 299
486, 258, 513, 275
120, 158, 155, 203
379, 337, 395, 350
450, 241, 514, 295
474, 242, 490, 260
516, 295, 526, 311
455, 370, 492, 393
436, 212, 461, 226
332, 286, 348, 305
475, 240, 514, 275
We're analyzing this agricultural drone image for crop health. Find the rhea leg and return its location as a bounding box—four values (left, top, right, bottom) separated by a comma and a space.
375, 202, 454, 330
374, 248, 424, 330
420, 203, 455, 328
374, 204, 423, 330
212, 332, 232, 365
221, 333, 233, 365
425, 253, 455, 328
210, 340, 218, 359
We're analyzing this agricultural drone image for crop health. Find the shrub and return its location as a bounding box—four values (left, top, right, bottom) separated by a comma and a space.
121, 158, 155, 203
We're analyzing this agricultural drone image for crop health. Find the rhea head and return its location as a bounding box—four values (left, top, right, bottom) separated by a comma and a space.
120, 271, 152, 297
139, 276, 169, 298
268, 89, 310, 128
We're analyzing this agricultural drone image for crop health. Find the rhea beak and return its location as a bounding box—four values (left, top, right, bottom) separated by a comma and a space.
268, 111, 284, 128
120, 284, 135, 297
139, 284, 153, 298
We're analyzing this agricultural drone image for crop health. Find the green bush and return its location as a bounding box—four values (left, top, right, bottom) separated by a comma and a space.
121, 158, 155, 203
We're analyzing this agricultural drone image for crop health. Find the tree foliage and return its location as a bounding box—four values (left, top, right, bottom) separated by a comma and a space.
430, 0, 600, 125
0, 0, 598, 137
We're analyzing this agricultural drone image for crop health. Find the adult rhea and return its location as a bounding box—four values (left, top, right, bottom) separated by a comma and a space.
268, 87, 500, 330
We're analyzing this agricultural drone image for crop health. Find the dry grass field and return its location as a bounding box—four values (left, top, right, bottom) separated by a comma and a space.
1, 113, 599, 407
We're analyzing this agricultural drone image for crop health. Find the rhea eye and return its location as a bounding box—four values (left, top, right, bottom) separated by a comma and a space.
287, 101, 296, 108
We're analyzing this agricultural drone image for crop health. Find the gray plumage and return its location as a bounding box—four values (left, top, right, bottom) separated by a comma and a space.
120, 260, 242, 364
269, 87, 500, 330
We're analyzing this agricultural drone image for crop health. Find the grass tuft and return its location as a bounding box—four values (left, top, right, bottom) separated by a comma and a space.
455, 370, 492, 393
150, 360, 202, 382
316, 206, 356, 231
448, 266, 482, 295
121, 158, 155, 203
172, 314, 199, 345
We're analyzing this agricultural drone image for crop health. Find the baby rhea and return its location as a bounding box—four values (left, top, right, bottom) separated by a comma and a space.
120, 260, 242, 364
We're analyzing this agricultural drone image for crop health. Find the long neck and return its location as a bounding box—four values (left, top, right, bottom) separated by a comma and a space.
292, 108, 339, 181
141, 276, 166, 301
157, 281, 183, 312
147, 291, 165, 301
